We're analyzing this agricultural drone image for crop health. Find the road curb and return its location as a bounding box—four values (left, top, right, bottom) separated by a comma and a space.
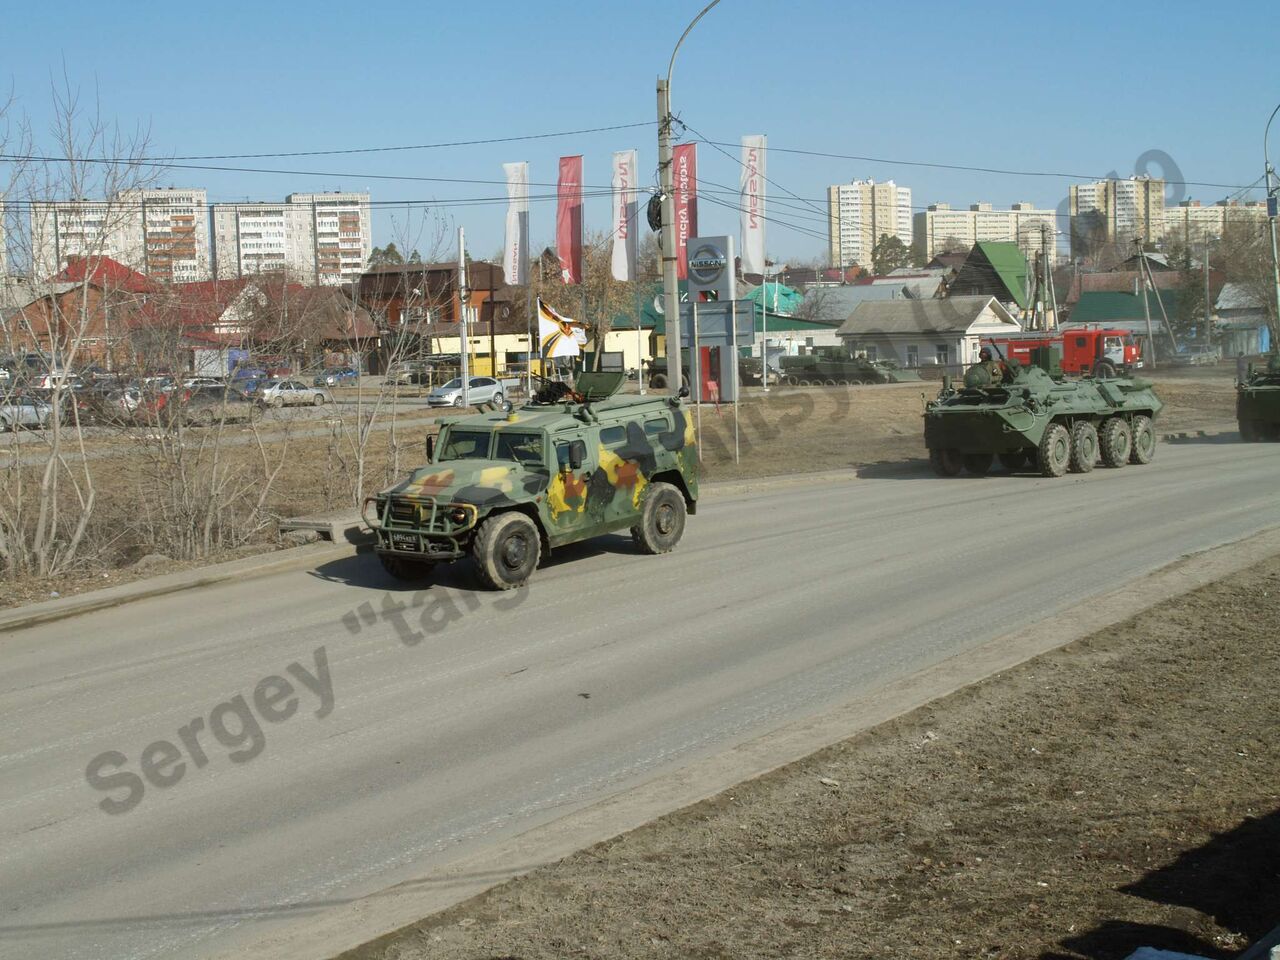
213, 524, 1280, 960
0, 541, 365, 634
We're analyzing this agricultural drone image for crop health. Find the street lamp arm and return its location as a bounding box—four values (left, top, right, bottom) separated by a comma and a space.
666, 0, 724, 90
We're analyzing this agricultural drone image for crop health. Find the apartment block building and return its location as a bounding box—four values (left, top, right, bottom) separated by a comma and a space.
30, 188, 210, 282
211, 192, 371, 286
913, 201, 1058, 265
1069, 176, 1166, 255
827, 179, 912, 269
1162, 199, 1269, 246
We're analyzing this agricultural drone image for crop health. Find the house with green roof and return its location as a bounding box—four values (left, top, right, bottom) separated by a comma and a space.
947, 242, 1030, 312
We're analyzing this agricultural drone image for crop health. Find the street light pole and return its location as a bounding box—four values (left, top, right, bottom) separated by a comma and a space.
1265, 102, 1280, 348
658, 0, 723, 396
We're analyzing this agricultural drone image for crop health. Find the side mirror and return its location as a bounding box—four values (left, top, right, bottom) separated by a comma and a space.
568, 439, 586, 471
424, 434, 436, 462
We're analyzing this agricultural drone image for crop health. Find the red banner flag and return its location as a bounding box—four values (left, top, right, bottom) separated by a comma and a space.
673, 143, 698, 280
556, 155, 584, 284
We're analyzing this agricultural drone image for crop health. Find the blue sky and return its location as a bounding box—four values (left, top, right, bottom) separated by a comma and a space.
4, 0, 1276, 265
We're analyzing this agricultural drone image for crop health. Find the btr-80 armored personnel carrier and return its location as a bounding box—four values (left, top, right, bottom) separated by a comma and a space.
363, 372, 698, 589
923, 345, 1163, 478
1237, 353, 1280, 441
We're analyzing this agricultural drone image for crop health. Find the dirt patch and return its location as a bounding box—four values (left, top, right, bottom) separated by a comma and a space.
343, 553, 1280, 960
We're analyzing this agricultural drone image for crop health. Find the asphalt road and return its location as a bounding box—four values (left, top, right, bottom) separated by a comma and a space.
3, 438, 1279, 960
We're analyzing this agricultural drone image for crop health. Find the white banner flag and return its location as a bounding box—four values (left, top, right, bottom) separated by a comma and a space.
610, 149, 639, 282
502, 161, 529, 285
740, 134, 767, 276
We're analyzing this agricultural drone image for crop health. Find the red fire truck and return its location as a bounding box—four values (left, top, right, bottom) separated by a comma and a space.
988, 326, 1143, 378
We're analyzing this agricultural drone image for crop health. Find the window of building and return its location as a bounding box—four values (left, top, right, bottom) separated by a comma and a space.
906, 345, 918, 367
935, 344, 949, 364
865, 345, 878, 361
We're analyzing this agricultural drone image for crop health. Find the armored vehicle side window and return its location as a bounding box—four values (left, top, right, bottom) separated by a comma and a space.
495, 431, 544, 464
599, 425, 626, 446
438, 429, 491, 460
555, 441, 573, 469
644, 417, 669, 436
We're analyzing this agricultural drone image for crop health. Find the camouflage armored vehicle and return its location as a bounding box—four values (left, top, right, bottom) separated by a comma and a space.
778, 347, 922, 385
923, 345, 1163, 478
363, 372, 698, 589
1237, 353, 1280, 441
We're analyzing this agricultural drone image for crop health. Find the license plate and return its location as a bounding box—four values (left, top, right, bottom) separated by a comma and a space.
390, 533, 419, 551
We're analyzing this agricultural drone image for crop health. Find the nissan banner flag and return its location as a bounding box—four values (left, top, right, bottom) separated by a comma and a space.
673, 143, 698, 280
610, 149, 638, 282
502, 161, 529, 285
556, 155, 584, 284
740, 135, 767, 276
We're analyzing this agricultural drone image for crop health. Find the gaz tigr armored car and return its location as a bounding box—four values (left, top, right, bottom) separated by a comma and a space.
1237, 353, 1280, 441
923, 345, 1163, 478
363, 373, 698, 589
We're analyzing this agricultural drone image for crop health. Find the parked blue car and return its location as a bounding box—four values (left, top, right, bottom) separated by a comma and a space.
313, 366, 359, 387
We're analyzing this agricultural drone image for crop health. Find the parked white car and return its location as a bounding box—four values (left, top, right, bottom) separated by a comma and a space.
256, 378, 333, 408
426, 376, 517, 408
1, 397, 56, 431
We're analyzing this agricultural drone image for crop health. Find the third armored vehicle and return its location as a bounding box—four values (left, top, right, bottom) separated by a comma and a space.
1237, 353, 1280, 441
778, 347, 921, 385
363, 372, 698, 589
923, 346, 1163, 477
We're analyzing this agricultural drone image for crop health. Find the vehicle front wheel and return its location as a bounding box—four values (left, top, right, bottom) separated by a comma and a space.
1038, 423, 1071, 477
492, 391, 504, 403
631, 482, 687, 555
929, 447, 963, 477
313, 393, 324, 406
378, 553, 435, 582
270, 396, 284, 409
962, 452, 993, 476
453, 395, 464, 408
473, 511, 541, 589
1095, 361, 1116, 379
1129, 415, 1156, 464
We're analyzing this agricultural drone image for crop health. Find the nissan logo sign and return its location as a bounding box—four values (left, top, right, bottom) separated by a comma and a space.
688, 243, 727, 286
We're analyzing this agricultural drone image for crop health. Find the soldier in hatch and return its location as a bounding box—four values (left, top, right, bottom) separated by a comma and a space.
963, 346, 1005, 389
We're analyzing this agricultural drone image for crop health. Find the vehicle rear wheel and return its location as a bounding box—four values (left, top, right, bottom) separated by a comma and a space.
1069, 420, 1098, 473
1095, 361, 1117, 379
651, 374, 668, 389
1239, 418, 1258, 442
929, 447, 963, 477
962, 452, 993, 476
473, 511, 541, 590
493, 391, 504, 403
631, 482, 687, 555
378, 553, 435, 582
270, 396, 284, 409
196, 408, 215, 427
1099, 416, 1132, 467
1129, 415, 1156, 464
312, 393, 324, 406
1038, 423, 1070, 477
998, 450, 1029, 472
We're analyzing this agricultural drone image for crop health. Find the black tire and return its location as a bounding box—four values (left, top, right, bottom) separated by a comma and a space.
651, 374, 668, 389
1129, 415, 1156, 464
630, 481, 687, 555
1099, 416, 1132, 467
1095, 361, 1117, 379
492, 391, 504, 403
312, 393, 324, 406
1239, 418, 1258, 442
473, 511, 541, 590
785, 375, 799, 386
196, 408, 215, 427
453, 395, 464, 408
929, 447, 963, 477
998, 450, 1028, 472
1069, 420, 1098, 473
962, 452, 993, 476
1038, 423, 1070, 477
270, 396, 284, 409
378, 552, 435, 582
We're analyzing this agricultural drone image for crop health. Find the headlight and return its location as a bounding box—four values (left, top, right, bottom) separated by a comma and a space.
448, 506, 469, 524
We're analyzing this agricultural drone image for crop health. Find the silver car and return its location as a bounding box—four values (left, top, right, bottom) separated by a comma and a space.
1, 397, 56, 431
256, 378, 333, 408
426, 376, 505, 408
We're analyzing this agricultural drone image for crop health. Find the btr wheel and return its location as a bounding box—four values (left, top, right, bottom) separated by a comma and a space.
473, 511, 541, 590
998, 450, 1029, 472
929, 447, 963, 477
631, 481, 687, 555
1239, 418, 1258, 442
1129, 415, 1156, 464
1099, 416, 1132, 467
962, 452, 993, 476
378, 553, 435, 582
1069, 420, 1098, 473
1038, 423, 1070, 477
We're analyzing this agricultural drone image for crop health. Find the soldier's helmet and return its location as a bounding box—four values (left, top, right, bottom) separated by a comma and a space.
978, 347, 992, 361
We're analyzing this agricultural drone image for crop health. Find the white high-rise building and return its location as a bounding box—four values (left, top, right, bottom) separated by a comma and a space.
212, 192, 371, 286
29, 188, 209, 282
827, 179, 912, 270
913, 202, 1058, 265
1163, 199, 1268, 245
1069, 176, 1165, 255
